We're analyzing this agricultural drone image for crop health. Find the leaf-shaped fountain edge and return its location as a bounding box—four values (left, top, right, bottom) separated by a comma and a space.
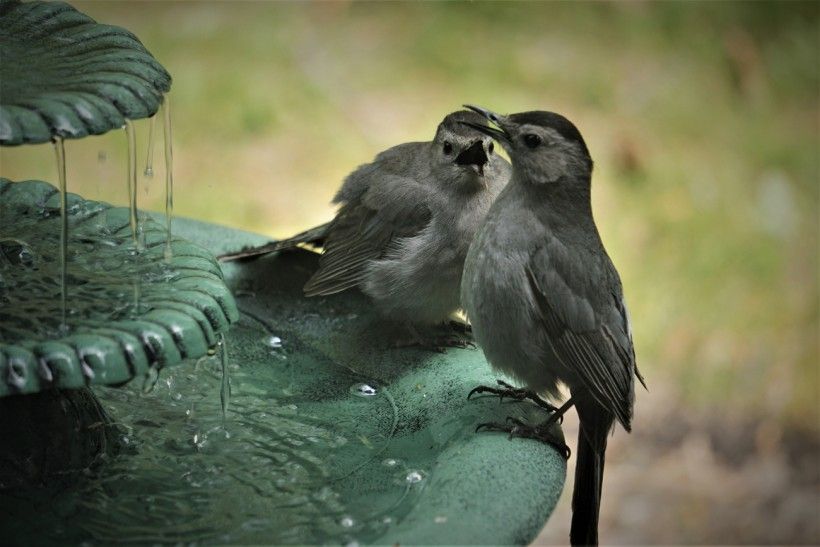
0, 0, 172, 145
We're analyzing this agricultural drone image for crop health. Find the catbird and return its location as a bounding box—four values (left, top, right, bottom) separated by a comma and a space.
460, 105, 644, 545
220, 110, 510, 344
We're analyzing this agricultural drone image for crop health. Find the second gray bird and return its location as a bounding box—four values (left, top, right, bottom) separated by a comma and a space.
461, 105, 644, 545
220, 110, 510, 342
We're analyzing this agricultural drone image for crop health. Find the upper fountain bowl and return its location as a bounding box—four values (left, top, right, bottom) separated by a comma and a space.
0, 0, 171, 146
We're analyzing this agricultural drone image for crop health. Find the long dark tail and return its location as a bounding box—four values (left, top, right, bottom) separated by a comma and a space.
217, 222, 331, 262
570, 396, 614, 546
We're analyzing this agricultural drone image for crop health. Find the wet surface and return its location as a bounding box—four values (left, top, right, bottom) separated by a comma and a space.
0, 222, 566, 544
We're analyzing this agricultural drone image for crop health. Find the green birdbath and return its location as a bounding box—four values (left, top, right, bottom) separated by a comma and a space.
0, 215, 566, 544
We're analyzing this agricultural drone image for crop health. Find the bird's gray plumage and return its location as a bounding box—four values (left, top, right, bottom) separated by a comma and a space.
461, 107, 643, 545
220, 110, 511, 325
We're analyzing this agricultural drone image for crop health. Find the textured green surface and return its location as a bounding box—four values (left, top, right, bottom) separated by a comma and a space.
181, 218, 566, 544
0, 216, 564, 543
0, 0, 171, 145
0, 179, 238, 396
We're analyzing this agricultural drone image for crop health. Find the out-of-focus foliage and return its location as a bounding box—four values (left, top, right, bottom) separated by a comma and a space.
1, 2, 817, 430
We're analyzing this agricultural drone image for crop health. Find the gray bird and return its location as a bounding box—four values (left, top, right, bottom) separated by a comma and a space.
220, 110, 510, 345
460, 105, 644, 545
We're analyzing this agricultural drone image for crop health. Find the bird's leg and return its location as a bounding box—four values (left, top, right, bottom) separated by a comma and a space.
474, 398, 576, 460
468, 379, 560, 415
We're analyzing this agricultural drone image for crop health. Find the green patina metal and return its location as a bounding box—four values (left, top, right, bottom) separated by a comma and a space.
0, 179, 238, 396
0, 0, 171, 145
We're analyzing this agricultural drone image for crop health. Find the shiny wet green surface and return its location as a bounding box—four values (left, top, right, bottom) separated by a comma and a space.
0, 218, 565, 544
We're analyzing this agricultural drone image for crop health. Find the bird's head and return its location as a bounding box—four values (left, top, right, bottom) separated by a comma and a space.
431, 110, 498, 191
462, 105, 592, 185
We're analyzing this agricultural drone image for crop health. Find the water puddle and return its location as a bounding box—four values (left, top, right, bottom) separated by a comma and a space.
0, 316, 437, 544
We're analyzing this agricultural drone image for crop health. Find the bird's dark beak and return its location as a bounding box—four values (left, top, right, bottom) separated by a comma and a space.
455, 140, 489, 175
461, 104, 512, 145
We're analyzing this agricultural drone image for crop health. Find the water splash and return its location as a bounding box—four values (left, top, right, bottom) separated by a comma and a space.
144, 115, 156, 178
52, 137, 68, 331
351, 383, 378, 397
219, 333, 231, 419
405, 470, 424, 484
162, 97, 174, 261
124, 120, 139, 249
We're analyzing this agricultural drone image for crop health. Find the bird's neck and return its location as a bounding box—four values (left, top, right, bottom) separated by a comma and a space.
519, 171, 592, 211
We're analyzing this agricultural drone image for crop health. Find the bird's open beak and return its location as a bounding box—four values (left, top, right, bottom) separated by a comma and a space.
455, 140, 489, 176
461, 104, 512, 145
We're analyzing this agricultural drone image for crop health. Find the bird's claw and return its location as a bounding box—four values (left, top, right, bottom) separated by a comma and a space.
475, 417, 571, 460
467, 379, 560, 416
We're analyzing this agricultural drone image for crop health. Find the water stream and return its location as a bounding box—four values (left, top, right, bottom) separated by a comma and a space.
162, 98, 174, 261
124, 120, 139, 250
52, 137, 68, 331
144, 114, 156, 179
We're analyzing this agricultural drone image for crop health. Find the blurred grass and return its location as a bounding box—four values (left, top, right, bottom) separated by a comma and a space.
1, 1, 817, 428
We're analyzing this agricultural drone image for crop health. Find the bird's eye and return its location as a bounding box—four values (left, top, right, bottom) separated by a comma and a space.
488, 142, 494, 154
443, 141, 453, 155
523, 134, 542, 149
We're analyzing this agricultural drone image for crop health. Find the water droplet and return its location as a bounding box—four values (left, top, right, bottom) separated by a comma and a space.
340, 516, 354, 528
406, 470, 424, 484
265, 335, 283, 349
350, 383, 377, 397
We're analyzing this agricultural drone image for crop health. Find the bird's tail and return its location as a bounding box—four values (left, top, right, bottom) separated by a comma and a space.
570, 396, 614, 546
217, 222, 331, 262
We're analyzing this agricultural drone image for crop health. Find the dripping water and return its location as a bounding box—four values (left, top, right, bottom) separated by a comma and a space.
124, 120, 139, 250
219, 332, 231, 420
144, 115, 156, 178
53, 137, 68, 331
162, 97, 174, 261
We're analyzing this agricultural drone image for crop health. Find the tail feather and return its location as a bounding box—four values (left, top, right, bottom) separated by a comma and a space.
570, 396, 613, 546
217, 222, 331, 262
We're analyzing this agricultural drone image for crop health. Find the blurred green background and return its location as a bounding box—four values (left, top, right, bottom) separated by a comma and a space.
1, 1, 817, 543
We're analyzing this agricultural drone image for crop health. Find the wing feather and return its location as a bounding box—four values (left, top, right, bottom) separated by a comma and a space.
303, 161, 433, 296
526, 244, 638, 430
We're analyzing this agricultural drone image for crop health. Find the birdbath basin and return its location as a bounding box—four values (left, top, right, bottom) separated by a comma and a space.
0, 215, 566, 544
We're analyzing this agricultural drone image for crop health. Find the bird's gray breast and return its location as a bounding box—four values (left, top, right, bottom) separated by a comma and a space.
462, 202, 561, 394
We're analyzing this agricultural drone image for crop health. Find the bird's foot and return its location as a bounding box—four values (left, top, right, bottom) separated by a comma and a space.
468, 379, 560, 415
475, 416, 571, 459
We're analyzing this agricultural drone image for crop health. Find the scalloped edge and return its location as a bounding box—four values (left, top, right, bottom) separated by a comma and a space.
0, 179, 238, 397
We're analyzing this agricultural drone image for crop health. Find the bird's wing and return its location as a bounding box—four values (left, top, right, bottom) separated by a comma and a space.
217, 222, 331, 262
303, 167, 433, 296
526, 237, 637, 430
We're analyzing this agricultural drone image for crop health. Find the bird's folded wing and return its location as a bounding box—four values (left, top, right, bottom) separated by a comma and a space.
526, 242, 637, 430
303, 173, 433, 296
